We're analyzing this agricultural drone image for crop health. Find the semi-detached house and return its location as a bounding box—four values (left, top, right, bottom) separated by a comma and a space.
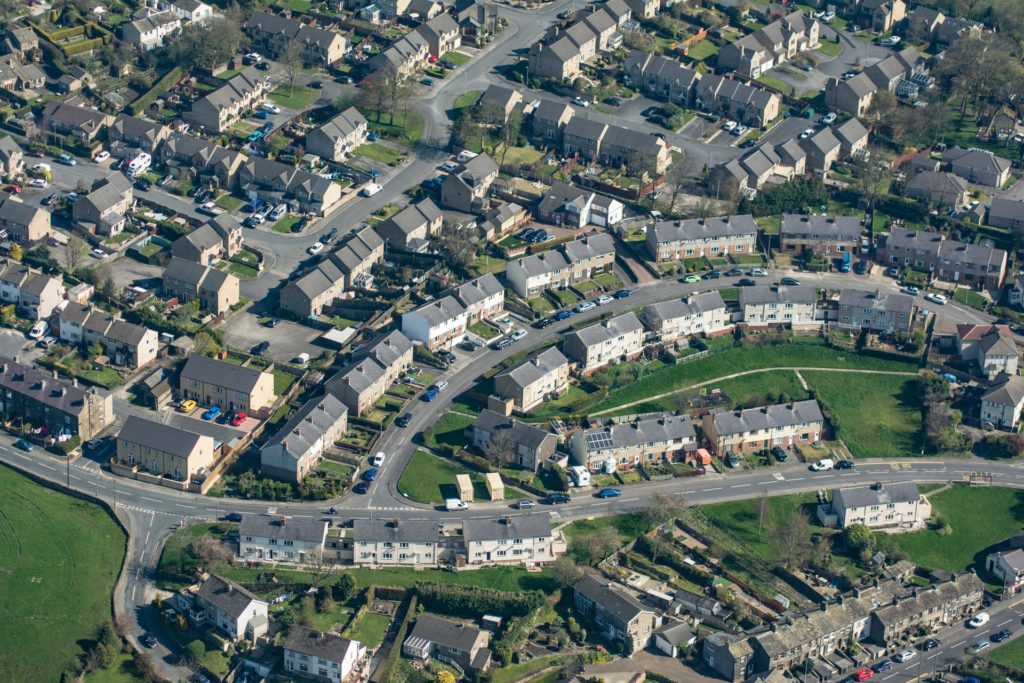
401, 295, 467, 351
374, 198, 443, 251
562, 118, 670, 175
832, 482, 931, 530
162, 256, 240, 315
326, 330, 414, 416
981, 372, 1024, 430
569, 414, 698, 472
493, 346, 570, 413
185, 69, 271, 133
444, 273, 504, 324
72, 173, 133, 237
0, 259, 64, 320
646, 214, 758, 262
244, 11, 348, 66
57, 304, 158, 369
835, 289, 916, 335
115, 414, 215, 485
237, 156, 342, 216
121, 10, 181, 50
304, 106, 368, 162
702, 399, 824, 455
717, 11, 821, 78
468, 410, 558, 471
108, 113, 170, 157
640, 291, 730, 343
506, 232, 616, 298
284, 627, 366, 683
574, 575, 661, 654
563, 311, 645, 374
695, 74, 781, 128
171, 214, 244, 266
740, 285, 818, 328
190, 575, 269, 643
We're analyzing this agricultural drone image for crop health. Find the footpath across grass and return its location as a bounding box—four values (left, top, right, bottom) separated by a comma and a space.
0, 463, 127, 682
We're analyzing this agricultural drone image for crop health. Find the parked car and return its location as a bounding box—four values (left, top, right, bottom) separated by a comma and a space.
572, 96, 590, 107
396, 413, 412, 428
901, 286, 920, 295
372, 451, 386, 467
28, 178, 47, 188
737, 278, 757, 286
157, 175, 172, 187
992, 630, 1012, 643
353, 482, 369, 494
420, 78, 434, 86
836, 460, 855, 469
722, 120, 737, 132
615, 289, 631, 298
42, 193, 59, 205
307, 242, 324, 256
968, 612, 990, 628
516, 499, 536, 509
262, 103, 281, 114
56, 153, 76, 166
893, 650, 915, 663
252, 341, 270, 356
703, 270, 722, 280
575, 301, 596, 313
683, 273, 701, 283
925, 292, 947, 305
970, 640, 990, 653
362, 468, 379, 482
230, 411, 247, 427
13, 438, 32, 452
725, 454, 740, 468
750, 268, 768, 277
555, 310, 572, 321
422, 387, 438, 402
28, 320, 48, 339
871, 661, 892, 673
596, 294, 614, 305
800, 128, 815, 139
178, 399, 197, 413
854, 669, 873, 681
3, 184, 20, 193
771, 447, 788, 463
821, 112, 837, 125
545, 492, 571, 504
133, 179, 151, 191
595, 488, 622, 498
921, 638, 941, 650
93, 150, 110, 163
202, 406, 222, 421
810, 458, 834, 471
726, 267, 744, 276
780, 277, 801, 286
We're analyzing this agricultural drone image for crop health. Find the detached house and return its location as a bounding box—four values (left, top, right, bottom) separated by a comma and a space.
564, 312, 645, 374
493, 346, 570, 413
569, 415, 698, 471
403, 615, 492, 674
171, 214, 244, 265
956, 324, 1018, 379
987, 180, 1024, 231
304, 107, 368, 162
0, 136, 24, 177
0, 195, 50, 243
414, 12, 461, 57
440, 152, 499, 212
477, 84, 522, 124
574, 575, 661, 654
191, 575, 269, 642
640, 291, 730, 343
162, 257, 241, 314
986, 548, 1024, 596
326, 330, 414, 415
185, 69, 271, 133
943, 146, 1012, 188
703, 400, 825, 455
284, 627, 366, 683
905, 171, 969, 209
261, 393, 348, 482
646, 214, 758, 262
73, 173, 133, 237
244, 11, 349, 65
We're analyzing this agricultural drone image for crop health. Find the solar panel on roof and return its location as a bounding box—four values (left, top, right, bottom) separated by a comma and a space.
586, 432, 614, 450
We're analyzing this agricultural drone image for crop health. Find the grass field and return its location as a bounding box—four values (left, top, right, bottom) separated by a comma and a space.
608, 369, 810, 416
344, 611, 391, 648
892, 487, 1024, 577
803, 371, 922, 458
365, 110, 426, 147
491, 655, 567, 683
0, 464, 126, 682
397, 450, 524, 502
426, 411, 475, 450
268, 85, 318, 110
988, 633, 1024, 670
354, 143, 405, 166
700, 493, 819, 564
590, 342, 916, 414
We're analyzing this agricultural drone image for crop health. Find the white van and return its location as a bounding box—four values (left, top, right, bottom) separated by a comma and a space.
810, 458, 834, 471
127, 152, 151, 177
361, 183, 383, 197
268, 204, 287, 221
445, 499, 469, 511
372, 451, 386, 467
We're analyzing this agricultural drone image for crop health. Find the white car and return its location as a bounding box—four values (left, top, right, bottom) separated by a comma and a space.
434, 380, 449, 391
901, 286, 920, 296
924, 292, 947, 305
440, 161, 458, 172
596, 294, 614, 305
732, 124, 748, 136
456, 150, 478, 163
893, 650, 916, 663
360, 183, 383, 197
810, 458, 834, 471
93, 151, 110, 163
245, 52, 262, 63
572, 97, 590, 107
822, 10, 835, 22
821, 112, 837, 125
968, 612, 990, 628
509, 329, 526, 341
750, 268, 768, 277
800, 128, 815, 139
262, 103, 281, 115
372, 451, 386, 467
881, 36, 901, 47
27, 178, 47, 188
575, 301, 596, 313
28, 320, 48, 339
445, 499, 470, 511
307, 242, 324, 256
722, 120, 737, 132
516, 500, 536, 509
91, 248, 107, 259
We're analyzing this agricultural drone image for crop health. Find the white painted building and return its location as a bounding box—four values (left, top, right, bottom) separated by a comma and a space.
400, 295, 468, 351
238, 515, 328, 563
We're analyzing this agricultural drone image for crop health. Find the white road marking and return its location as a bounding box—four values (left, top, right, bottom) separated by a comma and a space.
37, 462, 54, 471
704, 487, 722, 492
732, 483, 751, 488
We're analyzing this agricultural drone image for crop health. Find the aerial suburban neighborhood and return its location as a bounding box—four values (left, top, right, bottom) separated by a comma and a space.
3, 0, 1024, 682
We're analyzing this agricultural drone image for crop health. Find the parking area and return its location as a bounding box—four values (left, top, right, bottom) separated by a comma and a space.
220, 313, 323, 362
174, 405, 259, 436
0, 328, 42, 362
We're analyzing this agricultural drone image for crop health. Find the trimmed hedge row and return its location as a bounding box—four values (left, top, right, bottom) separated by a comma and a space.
130, 66, 184, 115
414, 582, 544, 618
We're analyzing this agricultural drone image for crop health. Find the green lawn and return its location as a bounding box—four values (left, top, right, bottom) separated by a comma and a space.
217, 68, 245, 80
268, 85, 319, 110
816, 39, 843, 58
491, 655, 567, 683
397, 450, 490, 503
0, 464, 127, 682
444, 51, 472, 67
953, 287, 988, 311
365, 110, 426, 147
85, 651, 147, 683
453, 89, 481, 110
354, 143, 405, 166
273, 215, 301, 234
77, 366, 123, 390
426, 412, 475, 450
988, 632, 1024, 670
802, 371, 922, 458
343, 611, 391, 648
701, 493, 819, 564
686, 39, 718, 61
562, 513, 648, 543
590, 342, 916, 414
228, 262, 258, 279
892, 487, 1024, 576
215, 194, 244, 211
274, 0, 311, 10
468, 319, 501, 339
273, 368, 299, 395
756, 74, 790, 92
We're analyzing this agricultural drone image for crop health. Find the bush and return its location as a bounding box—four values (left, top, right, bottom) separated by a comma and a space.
184, 639, 205, 664
414, 583, 544, 618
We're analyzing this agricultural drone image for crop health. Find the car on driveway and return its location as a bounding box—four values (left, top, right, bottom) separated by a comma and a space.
202, 406, 221, 421
133, 179, 151, 191
252, 341, 270, 356
230, 411, 247, 427
595, 488, 622, 498
821, 112, 837, 125
90, 248, 107, 259
28, 178, 47, 188
771, 447, 788, 463
440, 161, 458, 172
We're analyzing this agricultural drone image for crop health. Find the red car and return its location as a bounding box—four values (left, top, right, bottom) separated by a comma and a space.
4, 184, 21, 193
855, 669, 873, 681
230, 411, 247, 427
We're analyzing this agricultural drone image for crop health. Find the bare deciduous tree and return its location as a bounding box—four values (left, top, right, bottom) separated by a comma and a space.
65, 234, 88, 271
188, 536, 233, 565
305, 548, 337, 590
485, 428, 518, 468
280, 41, 303, 96
552, 555, 584, 588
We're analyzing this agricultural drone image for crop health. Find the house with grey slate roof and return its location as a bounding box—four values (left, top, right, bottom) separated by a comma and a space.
401, 295, 467, 351
374, 199, 443, 251
740, 285, 818, 327
162, 256, 240, 314
493, 346, 570, 413
646, 215, 758, 262
987, 179, 1024, 231
564, 311, 645, 374
943, 146, 1012, 188
73, 173, 133, 236
441, 152, 499, 212
640, 291, 730, 343
115, 414, 215, 485
468, 409, 557, 471
835, 288, 916, 335
260, 393, 348, 483
179, 355, 276, 413
184, 69, 270, 133
780, 213, 862, 257
403, 614, 492, 674
831, 482, 931, 530
284, 627, 366, 683
574, 574, 661, 654
0, 355, 113, 440
244, 11, 348, 66
191, 574, 269, 642
703, 400, 824, 455
879, 226, 1007, 289
326, 330, 413, 415
569, 414, 697, 471
986, 548, 1024, 595
108, 113, 170, 157
305, 107, 368, 162
905, 171, 969, 209
238, 514, 329, 561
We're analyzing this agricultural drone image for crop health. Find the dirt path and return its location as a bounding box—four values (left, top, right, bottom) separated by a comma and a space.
590, 367, 919, 416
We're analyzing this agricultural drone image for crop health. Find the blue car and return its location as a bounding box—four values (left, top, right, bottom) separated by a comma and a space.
202, 406, 221, 421
362, 468, 379, 482
422, 388, 438, 402
13, 438, 32, 452
555, 310, 572, 321
596, 488, 622, 498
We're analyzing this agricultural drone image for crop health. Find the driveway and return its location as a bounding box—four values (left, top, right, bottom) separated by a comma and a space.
107, 258, 163, 289
220, 314, 323, 362
0, 328, 41, 362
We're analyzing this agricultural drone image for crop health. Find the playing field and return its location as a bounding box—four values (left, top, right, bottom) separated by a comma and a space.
0, 464, 126, 681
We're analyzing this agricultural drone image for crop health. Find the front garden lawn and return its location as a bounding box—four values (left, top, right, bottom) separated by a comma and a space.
816, 39, 843, 58
468, 319, 500, 339
802, 371, 922, 458
756, 74, 789, 91
953, 287, 988, 311
364, 110, 426, 147
354, 143, 405, 166
398, 450, 523, 502
426, 412, 475, 450
443, 51, 472, 66
892, 487, 1024, 576
453, 89, 481, 110
215, 194, 244, 211
273, 215, 301, 233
